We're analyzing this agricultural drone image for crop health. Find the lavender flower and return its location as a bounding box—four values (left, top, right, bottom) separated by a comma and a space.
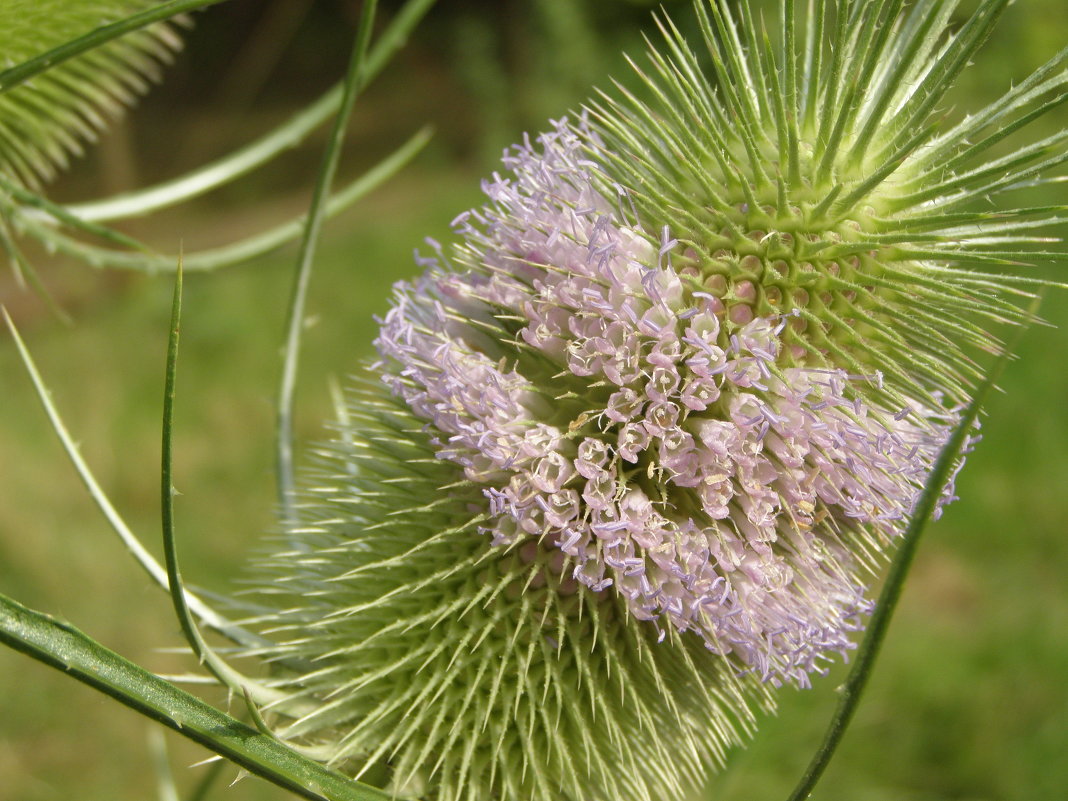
377, 118, 963, 686
245, 2, 1064, 799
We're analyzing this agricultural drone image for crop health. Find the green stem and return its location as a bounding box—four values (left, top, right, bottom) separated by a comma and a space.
277, 0, 379, 528
2, 308, 266, 650
161, 261, 201, 668
59, 0, 437, 223
158, 265, 307, 715
0, 0, 228, 93
0, 592, 392, 801
784, 310, 1033, 801
8, 127, 431, 272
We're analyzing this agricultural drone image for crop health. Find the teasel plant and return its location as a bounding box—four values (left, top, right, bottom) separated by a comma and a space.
0, 0, 434, 314
0, 1, 1065, 801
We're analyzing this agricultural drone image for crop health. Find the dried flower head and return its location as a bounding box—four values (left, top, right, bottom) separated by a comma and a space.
244, 2, 1065, 800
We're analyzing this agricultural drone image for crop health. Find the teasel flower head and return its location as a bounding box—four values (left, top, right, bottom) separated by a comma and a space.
244, 2, 1066, 800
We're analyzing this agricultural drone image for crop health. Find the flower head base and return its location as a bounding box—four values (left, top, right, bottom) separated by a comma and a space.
251, 382, 776, 800
244, 2, 1064, 799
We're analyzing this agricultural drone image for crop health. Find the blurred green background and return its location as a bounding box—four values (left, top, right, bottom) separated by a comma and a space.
0, 1, 1065, 800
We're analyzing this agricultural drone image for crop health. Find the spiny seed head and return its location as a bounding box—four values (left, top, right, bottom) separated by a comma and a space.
243, 2, 1065, 800
251, 381, 775, 800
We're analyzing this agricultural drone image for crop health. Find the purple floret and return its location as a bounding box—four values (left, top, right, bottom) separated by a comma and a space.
375, 118, 969, 686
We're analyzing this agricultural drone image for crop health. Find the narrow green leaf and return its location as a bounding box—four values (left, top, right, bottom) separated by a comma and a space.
735, 1, 772, 125
870, 0, 1010, 167
891, 147, 1068, 216
845, 0, 940, 166
159, 260, 231, 684
694, 1, 771, 186
915, 45, 1068, 172
651, 14, 735, 177
161, 256, 195, 653
799, 0, 825, 135
0, 172, 150, 251
816, 80, 859, 181
760, 25, 792, 181
872, 206, 1068, 233
783, 21, 802, 183
277, 0, 380, 530
907, 91, 1068, 193
782, 0, 799, 141
700, 0, 762, 126
595, 65, 730, 209
159, 262, 314, 715
812, 0, 854, 167
0, 591, 392, 801
835, 0, 904, 165
1, 308, 266, 651
884, 0, 960, 120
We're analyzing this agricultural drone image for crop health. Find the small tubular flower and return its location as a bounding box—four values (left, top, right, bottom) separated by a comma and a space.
243, 2, 1065, 800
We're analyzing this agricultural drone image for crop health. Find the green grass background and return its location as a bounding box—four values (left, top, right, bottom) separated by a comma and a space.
1, 2, 1066, 800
